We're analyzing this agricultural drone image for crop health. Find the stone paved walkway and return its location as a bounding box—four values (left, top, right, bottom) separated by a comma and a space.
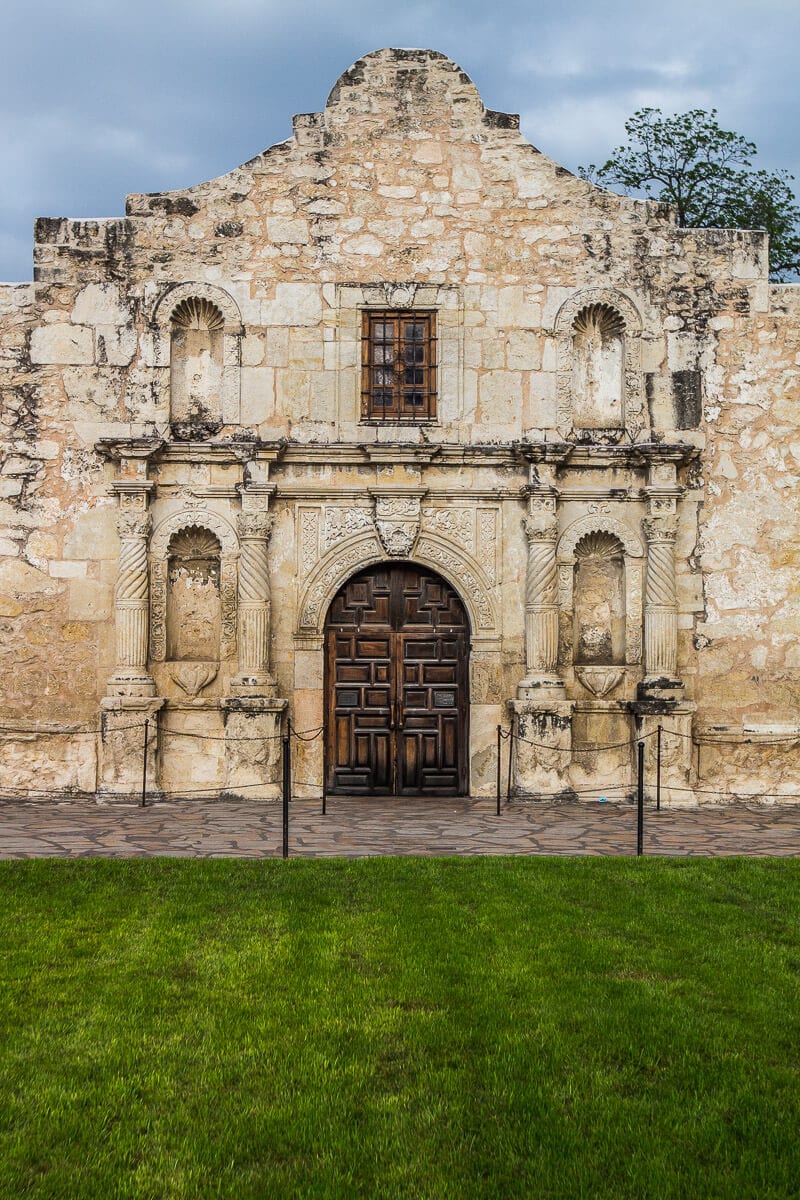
1, 797, 798, 858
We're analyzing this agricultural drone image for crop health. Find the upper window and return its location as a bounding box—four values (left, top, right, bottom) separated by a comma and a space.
361, 310, 437, 421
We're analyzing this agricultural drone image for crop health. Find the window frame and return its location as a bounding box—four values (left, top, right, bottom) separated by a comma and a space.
360, 309, 438, 423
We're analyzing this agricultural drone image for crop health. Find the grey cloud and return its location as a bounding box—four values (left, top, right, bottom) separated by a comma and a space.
1, 0, 798, 279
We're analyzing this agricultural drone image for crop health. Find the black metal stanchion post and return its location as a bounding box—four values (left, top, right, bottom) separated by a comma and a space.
322, 778, 326, 816
656, 724, 662, 812
282, 732, 290, 859
506, 718, 514, 803
141, 719, 149, 809
496, 724, 502, 816
637, 739, 644, 856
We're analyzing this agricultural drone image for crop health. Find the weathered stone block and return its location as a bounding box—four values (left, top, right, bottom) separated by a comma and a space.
30, 324, 94, 365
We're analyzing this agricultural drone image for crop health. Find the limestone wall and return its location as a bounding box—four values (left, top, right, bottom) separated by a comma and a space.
0, 47, 798, 801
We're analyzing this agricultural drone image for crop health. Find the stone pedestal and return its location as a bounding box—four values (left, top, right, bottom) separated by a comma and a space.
221, 697, 288, 799
99, 697, 165, 802
631, 701, 696, 806
510, 700, 576, 800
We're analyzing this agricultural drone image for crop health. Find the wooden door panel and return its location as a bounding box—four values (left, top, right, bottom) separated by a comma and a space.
398, 630, 464, 794
326, 564, 468, 796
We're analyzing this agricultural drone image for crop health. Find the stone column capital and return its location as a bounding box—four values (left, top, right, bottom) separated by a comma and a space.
522, 512, 558, 544
237, 511, 274, 541
642, 515, 677, 544
117, 510, 152, 540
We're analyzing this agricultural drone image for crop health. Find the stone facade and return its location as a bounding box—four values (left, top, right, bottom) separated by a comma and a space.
1, 47, 799, 803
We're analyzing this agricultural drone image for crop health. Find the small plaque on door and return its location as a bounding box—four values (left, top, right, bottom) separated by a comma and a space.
433, 690, 456, 708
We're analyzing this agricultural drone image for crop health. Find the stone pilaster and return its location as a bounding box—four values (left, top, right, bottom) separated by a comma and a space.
98, 697, 165, 801
518, 490, 564, 699
221, 696, 288, 799
641, 515, 681, 695
509, 700, 576, 799
232, 510, 276, 695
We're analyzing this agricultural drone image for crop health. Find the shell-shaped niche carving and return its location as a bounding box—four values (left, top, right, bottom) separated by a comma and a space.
170, 297, 225, 331
572, 304, 625, 431
168, 526, 222, 560
573, 531, 626, 665
573, 303, 626, 340
167, 526, 222, 662
574, 531, 625, 561
169, 299, 225, 440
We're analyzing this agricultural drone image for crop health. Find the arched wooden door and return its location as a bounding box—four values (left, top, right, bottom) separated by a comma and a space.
325, 564, 469, 796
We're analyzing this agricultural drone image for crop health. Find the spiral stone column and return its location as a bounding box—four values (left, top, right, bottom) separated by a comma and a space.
512, 489, 575, 800
518, 502, 564, 697
642, 516, 679, 685
107, 500, 156, 699
234, 510, 275, 691
224, 506, 287, 799
101, 469, 164, 801
114, 511, 151, 667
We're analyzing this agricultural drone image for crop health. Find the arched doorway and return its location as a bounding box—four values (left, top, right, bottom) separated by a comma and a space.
325, 563, 469, 796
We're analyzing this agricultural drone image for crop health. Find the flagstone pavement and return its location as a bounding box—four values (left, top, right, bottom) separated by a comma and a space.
1, 796, 798, 859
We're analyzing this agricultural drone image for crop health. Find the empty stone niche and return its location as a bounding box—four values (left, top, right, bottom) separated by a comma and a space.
169, 297, 224, 439
573, 532, 625, 665
572, 303, 624, 431
167, 526, 222, 663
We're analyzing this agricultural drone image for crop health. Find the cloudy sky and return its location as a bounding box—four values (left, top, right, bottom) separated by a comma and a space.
2, 0, 798, 281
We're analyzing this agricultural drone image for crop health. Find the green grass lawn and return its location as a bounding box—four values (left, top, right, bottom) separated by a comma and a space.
1, 857, 798, 1199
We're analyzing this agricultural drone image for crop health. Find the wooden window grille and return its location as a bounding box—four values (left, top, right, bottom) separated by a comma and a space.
361, 311, 437, 421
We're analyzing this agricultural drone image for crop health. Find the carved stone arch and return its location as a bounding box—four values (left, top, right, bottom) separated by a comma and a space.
414, 532, 498, 632
151, 509, 239, 560
554, 287, 642, 338
558, 514, 643, 562
556, 515, 644, 669
553, 288, 646, 442
152, 282, 243, 334
297, 530, 498, 637
150, 509, 239, 663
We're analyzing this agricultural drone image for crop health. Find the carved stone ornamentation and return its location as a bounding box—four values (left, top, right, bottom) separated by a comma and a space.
299, 507, 321, 576
374, 495, 421, 557
414, 538, 495, 629
575, 667, 625, 697
300, 538, 381, 630
168, 662, 218, 697
150, 509, 239, 666
553, 287, 645, 442
422, 506, 474, 551
237, 511, 274, 541
519, 496, 563, 696
641, 515, 680, 690
323, 506, 374, 552
108, 497, 154, 698
476, 509, 497, 584
231, 509, 272, 694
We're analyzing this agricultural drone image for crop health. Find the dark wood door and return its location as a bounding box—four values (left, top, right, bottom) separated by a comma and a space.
325, 565, 469, 796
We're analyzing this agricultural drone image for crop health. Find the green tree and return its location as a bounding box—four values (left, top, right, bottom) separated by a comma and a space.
580, 108, 800, 281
